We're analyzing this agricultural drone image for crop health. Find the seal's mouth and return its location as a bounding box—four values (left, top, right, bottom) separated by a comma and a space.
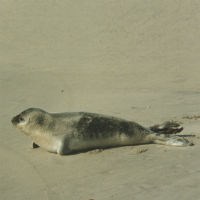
11, 114, 24, 125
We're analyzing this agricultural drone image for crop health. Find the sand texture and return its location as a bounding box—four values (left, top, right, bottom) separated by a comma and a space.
1, 1, 200, 199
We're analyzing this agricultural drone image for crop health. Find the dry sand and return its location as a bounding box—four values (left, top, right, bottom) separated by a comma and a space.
1, 1, 200, 200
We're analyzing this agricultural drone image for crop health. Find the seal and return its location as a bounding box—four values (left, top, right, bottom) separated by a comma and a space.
11, 108, 193, 155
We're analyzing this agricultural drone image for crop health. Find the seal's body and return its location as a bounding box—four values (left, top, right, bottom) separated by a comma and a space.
11, 108, 192, 155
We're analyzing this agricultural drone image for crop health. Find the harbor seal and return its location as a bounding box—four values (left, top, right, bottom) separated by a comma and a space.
11, 108, 193, 155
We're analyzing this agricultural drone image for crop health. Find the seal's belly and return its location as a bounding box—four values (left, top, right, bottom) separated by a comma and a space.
68, 133, 142, 151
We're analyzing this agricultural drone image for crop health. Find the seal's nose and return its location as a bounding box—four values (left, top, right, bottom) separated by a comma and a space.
11, 115, 20, 125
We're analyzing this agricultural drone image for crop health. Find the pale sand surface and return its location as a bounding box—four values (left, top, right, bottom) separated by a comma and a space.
1, 1, 200, 200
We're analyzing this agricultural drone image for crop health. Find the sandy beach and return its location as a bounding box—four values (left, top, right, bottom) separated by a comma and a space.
1, 1, 200, 199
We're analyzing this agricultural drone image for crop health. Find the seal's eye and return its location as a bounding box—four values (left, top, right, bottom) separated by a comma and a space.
19, 117, 25, 122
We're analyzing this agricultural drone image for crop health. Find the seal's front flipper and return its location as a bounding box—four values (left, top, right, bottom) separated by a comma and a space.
32, 142, 40, 149
150, 121, 183, 135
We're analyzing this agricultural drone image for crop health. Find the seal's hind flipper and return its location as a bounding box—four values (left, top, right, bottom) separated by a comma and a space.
152, 134, 193, 146
32, 142, 40, 149
150, 121, 183, 134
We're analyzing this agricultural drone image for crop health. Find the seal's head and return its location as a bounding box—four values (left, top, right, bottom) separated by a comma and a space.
11, 108, 52, 136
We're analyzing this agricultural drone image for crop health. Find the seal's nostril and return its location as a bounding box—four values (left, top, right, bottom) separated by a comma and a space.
11, 117, 15, 124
